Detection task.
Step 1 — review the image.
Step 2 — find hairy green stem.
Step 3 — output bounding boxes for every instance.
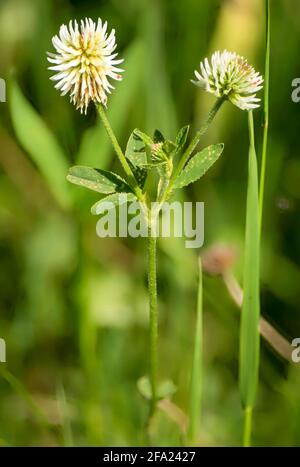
[147,219,158,415]
[259,0,270,233]
[175,97,225,176]
[97,104,143,200]
[187,257,203,443]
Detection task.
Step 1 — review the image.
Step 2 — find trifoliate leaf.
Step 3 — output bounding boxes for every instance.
[173,143,224,189]
[137,376,177,400]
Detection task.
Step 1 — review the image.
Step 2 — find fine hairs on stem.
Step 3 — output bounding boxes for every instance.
[162,97,225,203]
[147,220,158,416]
[98,102,159,422]
[97,104,144,202]
[145,98,224,431]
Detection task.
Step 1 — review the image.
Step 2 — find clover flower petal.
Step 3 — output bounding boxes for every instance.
[192,50,263,110]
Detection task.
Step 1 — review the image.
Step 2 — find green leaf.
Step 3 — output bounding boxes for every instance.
[126,159,148,189]
[133,129,154,147]
[173,143,224,189]
[176,125,190,151]
[134,129,169,165]
[137,376,177,400]
[157,379,177,399]
[188,257,203,441]
[91,192,137,215]
[137,377,152,400]
[162,140,176,155]
[67,166,132,194]
[144,161,166,168]
[9,80,71,209]
[125,131,148,188]
[239,112,260,410]
[153,129,165,143]
[125,130,147,167]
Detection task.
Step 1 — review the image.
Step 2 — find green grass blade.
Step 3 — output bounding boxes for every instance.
[9,80,71,209]
[57,383,74,447]
[239,111,260,444]
[259,0,270,233]
[187,257,203,443]
[243,406,253,447]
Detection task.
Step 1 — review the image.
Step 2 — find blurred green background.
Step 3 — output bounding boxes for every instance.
[0,0,300,446]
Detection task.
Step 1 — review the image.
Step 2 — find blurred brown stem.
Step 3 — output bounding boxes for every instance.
[223,271,291,361]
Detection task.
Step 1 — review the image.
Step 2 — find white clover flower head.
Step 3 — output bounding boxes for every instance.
[47,18,124,114]
[192,50,263,110]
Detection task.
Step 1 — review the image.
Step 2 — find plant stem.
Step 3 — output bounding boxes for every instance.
[147,218,158,415]
[243,406,253,447]
[162,97,225,202]
[177,97,225,174]
[57,383,74,447]
[259,0,270,234]
[97,104,143,200]
[187,257,203,443]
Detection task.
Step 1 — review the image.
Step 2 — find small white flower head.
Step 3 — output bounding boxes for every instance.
[192,50,263,110]
[47,18,124,114]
